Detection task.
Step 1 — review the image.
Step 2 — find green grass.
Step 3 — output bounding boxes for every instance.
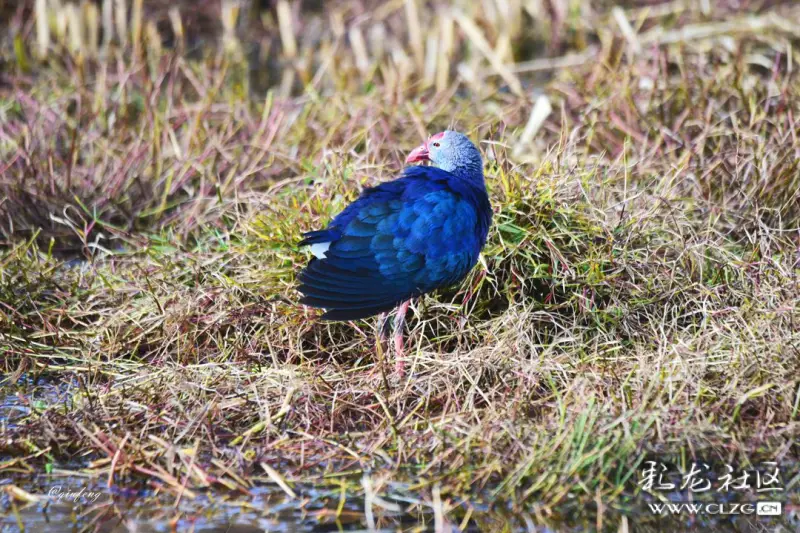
[1,0,799,530]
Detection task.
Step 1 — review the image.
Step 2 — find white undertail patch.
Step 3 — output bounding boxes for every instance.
[310,242,331,259]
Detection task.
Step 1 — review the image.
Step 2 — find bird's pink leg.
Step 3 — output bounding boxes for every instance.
[394,300,410,376]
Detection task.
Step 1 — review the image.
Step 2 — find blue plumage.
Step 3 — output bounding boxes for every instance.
[298,132,491,321]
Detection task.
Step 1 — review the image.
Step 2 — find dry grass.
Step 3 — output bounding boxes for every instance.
[1,0,799,530]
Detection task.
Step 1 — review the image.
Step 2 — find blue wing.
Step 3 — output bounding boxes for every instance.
[298,166,491,320]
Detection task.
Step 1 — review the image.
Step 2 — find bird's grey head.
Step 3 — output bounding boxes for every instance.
[406,130,483,180]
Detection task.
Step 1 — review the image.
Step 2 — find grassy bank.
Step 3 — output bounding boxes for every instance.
[1,0,799,530]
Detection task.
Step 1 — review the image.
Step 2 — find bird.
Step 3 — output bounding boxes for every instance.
[297,130,492,374]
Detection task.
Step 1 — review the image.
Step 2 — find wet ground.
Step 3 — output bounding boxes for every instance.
[2,468,798,532]
[2,376,798,532]
[1,475,437,532]
[0,377,487,532]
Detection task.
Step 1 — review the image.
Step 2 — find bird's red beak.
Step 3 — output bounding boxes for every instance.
[406,142,430,163]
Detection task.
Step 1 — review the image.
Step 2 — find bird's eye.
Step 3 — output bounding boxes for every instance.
[432,142,440,147]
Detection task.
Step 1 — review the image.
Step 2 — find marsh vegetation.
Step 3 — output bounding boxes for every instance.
[1,0,799,530]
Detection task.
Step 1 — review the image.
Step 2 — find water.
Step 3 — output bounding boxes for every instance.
[4,471,797,532]
[2,462,456,532]
[0,475,421,532]
[0,375,77,434]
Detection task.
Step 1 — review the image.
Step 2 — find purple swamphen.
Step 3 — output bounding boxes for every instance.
[298,131,492,373]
